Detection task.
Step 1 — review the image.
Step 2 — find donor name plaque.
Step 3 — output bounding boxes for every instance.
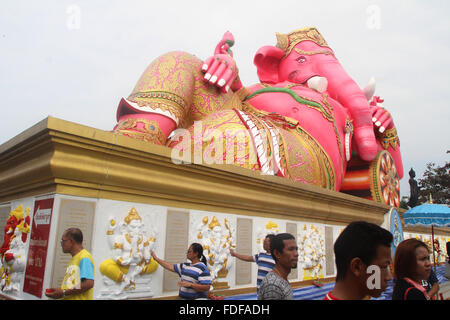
[235,218,252,285]
[163,210,189,292]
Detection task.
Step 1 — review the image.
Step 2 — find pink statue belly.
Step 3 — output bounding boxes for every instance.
[246,85,350,188]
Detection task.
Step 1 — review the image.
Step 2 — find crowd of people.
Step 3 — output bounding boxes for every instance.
[45,224,450,300]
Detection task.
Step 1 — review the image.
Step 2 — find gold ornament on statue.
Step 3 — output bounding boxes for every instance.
[276,27,332,57]
[209,216,220,229]
[124,207,142,224]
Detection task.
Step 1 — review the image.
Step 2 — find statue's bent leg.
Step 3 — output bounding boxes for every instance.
[139,257,158,275]
[115,51,234,144]
[99,259,129,283]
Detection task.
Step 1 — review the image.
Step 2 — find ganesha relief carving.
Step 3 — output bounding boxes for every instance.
[298,224,325,281]
[98,207,158,298]
[192,215,234,289]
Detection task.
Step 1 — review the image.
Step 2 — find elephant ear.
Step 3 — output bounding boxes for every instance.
[254,46,285,83]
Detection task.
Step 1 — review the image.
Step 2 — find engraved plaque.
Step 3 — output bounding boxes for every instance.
[286,222,298,280]
[163,210,189,292]
[325,226,335,276]
[235,218,253,285]
[51,199,96,289]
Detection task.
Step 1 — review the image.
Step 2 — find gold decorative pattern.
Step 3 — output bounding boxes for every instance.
[123,51,233,130]
[127,91,188,124]
[241,102,336,190]
[294,48,334,57]
[116,118,166,145]
[378,127,400,150]
[124,207,142,224]
[114,243,124,250]
[276,27,332,57]
[208,216,220,229]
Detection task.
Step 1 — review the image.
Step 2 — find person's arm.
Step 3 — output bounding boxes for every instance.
[230,249,255,262]
[45,258,94,299]
[64,279,94,297]
[178,281,210,292]
[151,250,175,272]
[45,279,94,299]
[428,282,439,297]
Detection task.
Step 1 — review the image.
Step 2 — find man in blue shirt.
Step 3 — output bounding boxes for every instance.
[230,234,275,289]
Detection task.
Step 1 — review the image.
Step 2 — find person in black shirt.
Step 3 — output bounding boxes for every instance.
[392,239,432,300]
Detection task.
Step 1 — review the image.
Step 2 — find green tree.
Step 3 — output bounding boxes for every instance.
[418,156,450,205]
[400,196,410,210]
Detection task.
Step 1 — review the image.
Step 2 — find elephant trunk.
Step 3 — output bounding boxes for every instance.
[317,57,377,161]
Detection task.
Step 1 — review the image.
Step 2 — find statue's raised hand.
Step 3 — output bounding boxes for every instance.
[202,31,242,93]
[370,96,395,133]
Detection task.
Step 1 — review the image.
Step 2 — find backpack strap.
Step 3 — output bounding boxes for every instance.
[404,287,414,300]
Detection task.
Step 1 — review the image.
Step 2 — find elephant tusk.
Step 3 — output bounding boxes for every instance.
[363,77,376,101]
[344,118,354,162]
[307,76,328,93]
[345,132,351,162]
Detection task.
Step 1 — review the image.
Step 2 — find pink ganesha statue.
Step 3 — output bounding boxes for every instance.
[113,27,403,207]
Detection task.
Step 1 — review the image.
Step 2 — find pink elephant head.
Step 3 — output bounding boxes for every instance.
[253,27,378,162]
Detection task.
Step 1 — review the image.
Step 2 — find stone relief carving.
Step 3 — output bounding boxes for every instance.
[0,205,31,293]
[192,215,234,289]
[98,207,158,299]
[298,224,325,281]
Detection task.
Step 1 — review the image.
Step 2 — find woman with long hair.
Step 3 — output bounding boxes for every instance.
[392,238,432,300]
[151,243,211,299]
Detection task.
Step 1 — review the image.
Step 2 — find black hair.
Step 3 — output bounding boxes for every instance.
[270,233,296,262]
[265,234,276,241]
[190,242,207,265]
[394,238,429,280]
[64,228,83,244]
[334,221,393,281]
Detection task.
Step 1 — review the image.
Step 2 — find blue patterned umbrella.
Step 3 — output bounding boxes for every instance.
[403,203,450,228]
[403,197,450,269]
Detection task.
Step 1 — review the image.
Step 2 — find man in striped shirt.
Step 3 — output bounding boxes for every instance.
[230,234,276,289]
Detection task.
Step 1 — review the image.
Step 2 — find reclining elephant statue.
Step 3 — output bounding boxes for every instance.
[113,27,403,206]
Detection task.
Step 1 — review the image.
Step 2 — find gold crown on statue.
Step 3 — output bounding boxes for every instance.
[124,207,142,224]
[276,27,331,56]
[208,216,221,230]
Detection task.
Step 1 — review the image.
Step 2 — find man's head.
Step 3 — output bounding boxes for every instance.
[61,228,84,255]
[270,233,298,269]
[334,221,393,297]
[263,234,275,253]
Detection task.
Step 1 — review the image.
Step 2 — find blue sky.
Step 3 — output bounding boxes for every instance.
[1,0,449,199]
